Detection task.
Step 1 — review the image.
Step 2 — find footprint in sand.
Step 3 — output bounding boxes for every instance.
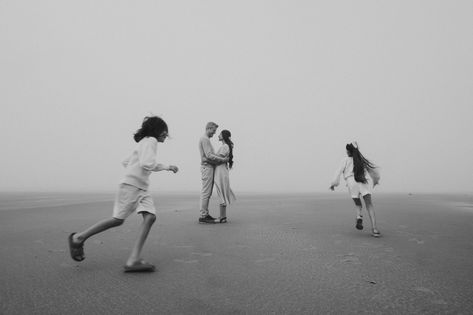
[339,253,361,264]
[397,230,415,237]
[361,242,383,249]
[341,257,361,264]
[48,249,65,253]
[409,238,424,244]
[255,257,276,264]
[414,287,434,294]
[173,259,199,264]
[325,261,336,269]
[301,245,317,251]
[235,244,250,248]
[191,252,213,257]
[414,288,448,305]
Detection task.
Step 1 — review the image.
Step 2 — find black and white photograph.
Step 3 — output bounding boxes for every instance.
[1,1,472,314]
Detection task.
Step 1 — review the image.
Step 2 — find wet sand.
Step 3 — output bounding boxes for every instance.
[1,192,472,314]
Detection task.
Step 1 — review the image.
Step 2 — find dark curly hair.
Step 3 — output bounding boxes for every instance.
[346,143,376,183]
[133,116,168,143]
[221,129,234,169]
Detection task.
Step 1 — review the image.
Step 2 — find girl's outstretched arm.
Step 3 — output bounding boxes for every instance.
[153,164,179,173]
[329,158,347,190]
[138,138,175,172]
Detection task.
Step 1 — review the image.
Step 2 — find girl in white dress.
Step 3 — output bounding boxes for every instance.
[329,142,381,237]
[214,130,236,223]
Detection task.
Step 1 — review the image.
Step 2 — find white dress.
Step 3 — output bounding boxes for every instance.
[331,157,380,198]
[214,144,236,206]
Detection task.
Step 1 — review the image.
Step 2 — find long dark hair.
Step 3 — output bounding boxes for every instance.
[221,129,234,169]
[346,143,376,183]
[133,116,168,143]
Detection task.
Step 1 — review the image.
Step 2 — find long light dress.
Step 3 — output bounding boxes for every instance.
[214,144,236,206]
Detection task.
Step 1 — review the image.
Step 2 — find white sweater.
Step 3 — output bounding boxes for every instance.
[331,156,380,187]
[120,137,169,190]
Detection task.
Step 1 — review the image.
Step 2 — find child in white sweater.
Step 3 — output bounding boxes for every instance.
[330,142,381,237]
[68,116,178,272]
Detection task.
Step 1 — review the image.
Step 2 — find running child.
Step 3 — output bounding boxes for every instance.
[68,116,178,272]
[329,142,381,237]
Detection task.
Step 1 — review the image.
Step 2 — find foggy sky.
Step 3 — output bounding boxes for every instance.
[1,1,472,193]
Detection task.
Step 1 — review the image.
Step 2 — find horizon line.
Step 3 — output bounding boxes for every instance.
[1,189,472,195]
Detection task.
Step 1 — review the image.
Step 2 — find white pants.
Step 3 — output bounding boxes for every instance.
[199,165,215,217]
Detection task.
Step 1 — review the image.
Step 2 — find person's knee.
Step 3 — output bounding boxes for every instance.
[201,194,212,202]
[112,218,125,226]
[143,213,157,224]
[201,188,213,197]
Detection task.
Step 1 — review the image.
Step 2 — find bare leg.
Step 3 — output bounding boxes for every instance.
[73,217,124,244]
[352,198,363,230]
[219,204,227,223]
[126,212,156,266]
[352,198,363,218]
[363,194,380,235]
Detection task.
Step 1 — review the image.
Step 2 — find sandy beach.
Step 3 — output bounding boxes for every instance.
[1,192,473,314]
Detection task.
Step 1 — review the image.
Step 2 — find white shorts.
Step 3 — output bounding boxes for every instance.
[112,184,156,220]
[346,176,372,199]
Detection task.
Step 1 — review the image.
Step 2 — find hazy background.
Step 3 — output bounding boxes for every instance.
[1,0,472,194]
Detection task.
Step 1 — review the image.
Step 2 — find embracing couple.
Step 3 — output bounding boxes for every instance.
[198,122,236,224]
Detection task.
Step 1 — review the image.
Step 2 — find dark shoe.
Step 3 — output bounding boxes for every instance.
[356,218,363,230]
[219,217,227,223]
[198,215,216,224]
[68,233,85,262]
[207,215,216,221]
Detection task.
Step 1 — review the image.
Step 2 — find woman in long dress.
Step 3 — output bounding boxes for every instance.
[214,129,236,223]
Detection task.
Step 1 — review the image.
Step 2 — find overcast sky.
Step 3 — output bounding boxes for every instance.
[1,1,472,193]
